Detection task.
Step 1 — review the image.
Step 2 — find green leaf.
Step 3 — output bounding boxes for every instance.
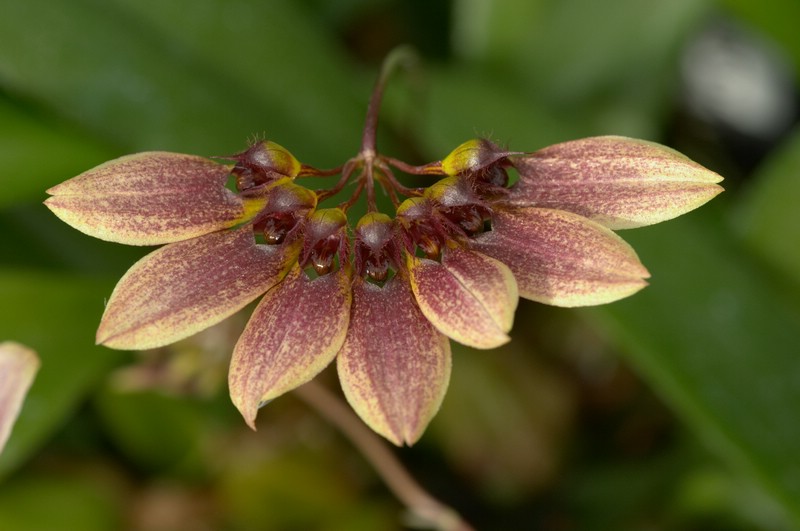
[219,446,395,530]
[421,67,577,158]
[455,0,712,101]
[430,342,574,500]
[735,126,800,291]
[0,205,148,275]
[587,208,800,525]
[0,98,114,208]
[93,388,206,474]
[449,0,713,140]
[0,271,122,478]
[0,0,361,158]
[0,471,122,531]
[107,0,364,164]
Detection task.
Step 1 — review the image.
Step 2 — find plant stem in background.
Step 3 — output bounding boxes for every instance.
[294,379,474,531]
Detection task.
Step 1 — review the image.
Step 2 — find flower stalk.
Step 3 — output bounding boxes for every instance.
[294,379,474,531]
[360,46,418,155]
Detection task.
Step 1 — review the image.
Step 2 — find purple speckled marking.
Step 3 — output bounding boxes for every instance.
[97,225,297,349]
[337,277,451,446]
[409,247,517,349]
[471,206,650,307]
[229,265,352,428]
[508,136,723,229]
[45,152,245,245]
[0,342,39,453]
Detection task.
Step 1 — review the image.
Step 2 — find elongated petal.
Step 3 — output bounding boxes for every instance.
[0,342,40,454]
[337,277,451,446]
[97,226,297,350]
[471,207,649,307]
[45,152,263,245]
[508,136,724,229]
[409,247,518,349]
[229,265,352,429]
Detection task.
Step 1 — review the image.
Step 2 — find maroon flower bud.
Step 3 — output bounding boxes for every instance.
[424,176,492,237]
[441,139,509,176]
[439,138,518,197]
[300,208,349,276]
[232,140,301,191]
[396,197,448,260]
[354,213,402,282]
[255,179,316,245]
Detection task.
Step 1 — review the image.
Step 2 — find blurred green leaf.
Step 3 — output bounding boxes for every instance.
[0,471,122,531]
[420,63,678,163]
[565,449,689,530]
[0,271,122,478]
[421,67,577,157]
[0,98,114,207]
[108,0,365,165]
[219,445,394,531]
[0,0,361,158]
[93,388,206,474]
[455,0,712,101]
[672,466,792,529]
[588,207,800,526]
[450,0,713,140]
[1,204,148,275]
[431,343,574,501]
[735,126,800,291]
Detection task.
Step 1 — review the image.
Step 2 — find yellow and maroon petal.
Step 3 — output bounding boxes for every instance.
[228,265,352,429]
[408,246,518,349]
[45,152,263,245]
[96,226,298,350]
[471,207,650,307]
[0,342,40,454]
[337,277,451,446]
[509,136,724,229]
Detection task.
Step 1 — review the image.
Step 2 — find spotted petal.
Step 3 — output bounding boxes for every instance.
[471,207,649,307]
[337,277,451,446]
[508,136,724,229]
[97,226,297,350]
[0,342,40,454]
[409,247,518,349]
[229,265,352,429]
[45,152,264,245]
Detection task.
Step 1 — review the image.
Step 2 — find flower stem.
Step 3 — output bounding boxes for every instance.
[294,379,474,531]
[316,159,357,202]
[360,45,419,155]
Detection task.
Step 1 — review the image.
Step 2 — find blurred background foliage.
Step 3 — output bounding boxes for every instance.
[1,0,799,529]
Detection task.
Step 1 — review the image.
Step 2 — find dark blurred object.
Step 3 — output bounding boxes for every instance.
[675,17,799,178]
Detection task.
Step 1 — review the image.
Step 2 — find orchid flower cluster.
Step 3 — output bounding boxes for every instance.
[45,59,723,446]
